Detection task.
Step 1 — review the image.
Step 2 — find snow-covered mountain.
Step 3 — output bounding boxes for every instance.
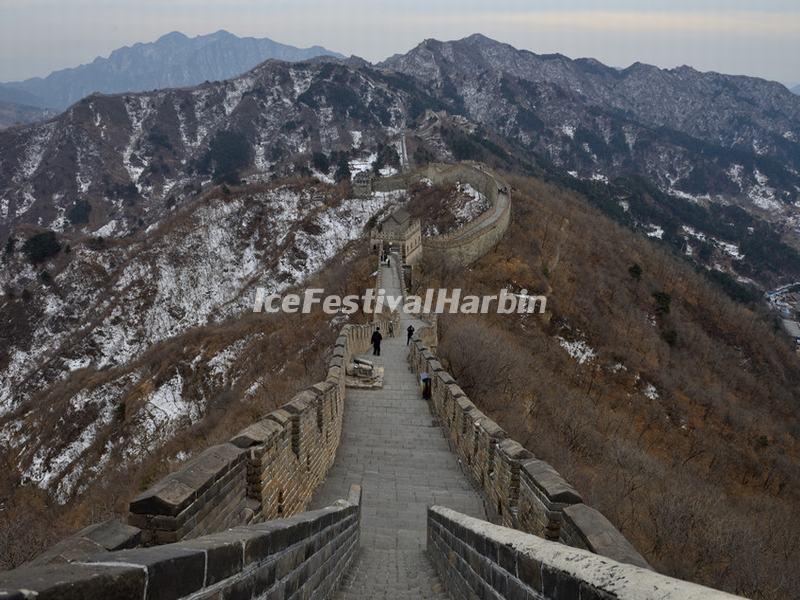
[379,35,800,288]
[0,30,343,110]
[382,34,800,216]
[0,58,421,241]
[0,178,395,504]
[2,34,800,564]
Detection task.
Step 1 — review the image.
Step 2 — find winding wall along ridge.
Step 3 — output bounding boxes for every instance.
[375,161,512,267]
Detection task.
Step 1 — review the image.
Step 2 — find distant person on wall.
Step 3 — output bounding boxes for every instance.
[407,325,415,345]
[371,327,383,356]
[388,321,395,337]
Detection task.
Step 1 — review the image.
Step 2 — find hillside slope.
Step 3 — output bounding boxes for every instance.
[417,174,800,599]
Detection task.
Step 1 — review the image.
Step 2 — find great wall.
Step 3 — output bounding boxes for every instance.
[0,163,743,599]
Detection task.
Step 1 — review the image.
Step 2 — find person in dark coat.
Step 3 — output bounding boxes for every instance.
[407,325,415,345]
[371,327,383,356]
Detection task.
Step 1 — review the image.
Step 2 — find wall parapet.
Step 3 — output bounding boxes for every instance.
[126,314,393,547]
[408,335,651,569]
[428,506,743,600]
[0,486,363,600]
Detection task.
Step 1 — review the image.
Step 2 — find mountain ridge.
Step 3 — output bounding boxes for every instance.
[0,30,344,110]
[1,33,799,291]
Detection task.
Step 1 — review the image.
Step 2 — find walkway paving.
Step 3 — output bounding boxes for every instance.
[311,259,486,599]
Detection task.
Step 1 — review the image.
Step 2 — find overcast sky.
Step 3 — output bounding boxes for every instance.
[1,0,798,85]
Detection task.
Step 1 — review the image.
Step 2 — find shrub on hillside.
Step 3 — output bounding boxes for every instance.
[199,130,252,184]
[22,231,61,264]
[67,199,91,225]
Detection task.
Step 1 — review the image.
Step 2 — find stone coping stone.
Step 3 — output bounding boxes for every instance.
[455,396,474,412]
[267,408,292,428]
[311,380,336,397]
[498,438,533,461]
[230,419,285,449]
[348,484,363,506]
[435,371,454,387]
[429,506,742,599]
[234,505,352,564]
[562,504,651,569]
[129,443,245,516]
[520,459,583,505]
[477,416,506,439]
[0,562,146,600]
[84,546,205,600]
[283,390,317,415]
[26,520,141,566]
[447,383,467,400]
[174,532,248,585]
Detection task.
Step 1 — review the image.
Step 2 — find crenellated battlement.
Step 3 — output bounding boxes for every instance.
[408,331,653,569]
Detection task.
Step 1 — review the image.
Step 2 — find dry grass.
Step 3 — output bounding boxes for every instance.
[424,174,800,598]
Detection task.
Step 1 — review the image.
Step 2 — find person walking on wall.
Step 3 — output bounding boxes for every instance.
[371,327,383,356]
[407,324,415,345]
[388,321,395,338]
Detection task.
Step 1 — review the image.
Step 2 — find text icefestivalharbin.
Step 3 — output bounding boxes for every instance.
[253,288,547,315]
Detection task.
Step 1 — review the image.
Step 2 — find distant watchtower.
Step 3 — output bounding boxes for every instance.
[370,207,422,265]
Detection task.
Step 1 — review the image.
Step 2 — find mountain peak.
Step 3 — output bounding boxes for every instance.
[207,29,235,40]
[156,31,188,44]
[1,31,343,109]
[462,33,494,44]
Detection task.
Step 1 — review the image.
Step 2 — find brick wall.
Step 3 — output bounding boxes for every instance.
[428,506,743,600]
[0,486,363,600]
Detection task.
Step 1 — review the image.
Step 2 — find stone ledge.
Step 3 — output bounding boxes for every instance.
[562,504,651,569]
[25,520,141,567]
[230,418,285,449]
[1,498,359,600]
[0,562,146,600]
[129,443,246,517]
[497,438,533,461]
[520,459,583,505]
[428,506,742,600]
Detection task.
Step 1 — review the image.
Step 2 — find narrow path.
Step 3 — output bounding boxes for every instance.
[311,260,486,599]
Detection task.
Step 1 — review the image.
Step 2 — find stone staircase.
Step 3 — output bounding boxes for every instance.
[310,261,486,599]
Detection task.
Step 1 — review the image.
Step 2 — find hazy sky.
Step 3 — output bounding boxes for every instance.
[1,0,798,85]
